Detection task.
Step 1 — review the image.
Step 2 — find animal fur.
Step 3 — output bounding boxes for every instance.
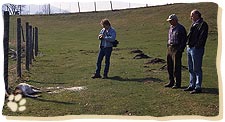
[14,83,42,98]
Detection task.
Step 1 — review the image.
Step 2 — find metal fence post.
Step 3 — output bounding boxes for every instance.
[34,27,38,56]
[29,25,33,64]
[4,11,10,92]
[26,22,30,71]
[94,2,97,12]
[110,1,113,11]
[78,2,80,13]
[32,27,35,59]
[17,18,22,77]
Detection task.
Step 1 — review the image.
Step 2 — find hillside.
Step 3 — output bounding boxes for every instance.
[3,2,219,118]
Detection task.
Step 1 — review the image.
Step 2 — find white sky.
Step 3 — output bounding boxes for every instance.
[0,0,225,122]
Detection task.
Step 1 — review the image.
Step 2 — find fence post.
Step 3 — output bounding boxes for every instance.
[26,22,30,71]
[19,5,22,15]
[32,27,35,59]
[34,27,38,56]
[29,25,33,64]
[17,18,22,78]
[78,2,80,13]
[110,1,113,11]
[94,2,97,12]
[48,4,51,15]
[4,11,10,92]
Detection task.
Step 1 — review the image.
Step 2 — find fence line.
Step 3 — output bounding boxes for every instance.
[2,1,150,15]
[4,14,39,93]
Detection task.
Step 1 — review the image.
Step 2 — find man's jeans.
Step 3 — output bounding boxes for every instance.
[95,47,112,76]
[187,47,204,89]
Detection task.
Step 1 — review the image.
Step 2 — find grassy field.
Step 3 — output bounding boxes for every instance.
[3,2,219,117]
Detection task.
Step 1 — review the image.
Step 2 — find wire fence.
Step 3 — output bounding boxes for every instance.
[2,1,152,15]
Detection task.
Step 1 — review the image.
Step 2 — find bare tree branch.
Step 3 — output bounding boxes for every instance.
[2,4,26,15]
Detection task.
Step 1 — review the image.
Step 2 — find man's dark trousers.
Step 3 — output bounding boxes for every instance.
[167,45,182,87]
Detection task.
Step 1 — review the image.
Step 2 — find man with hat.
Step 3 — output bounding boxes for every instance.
[165,14,187,89]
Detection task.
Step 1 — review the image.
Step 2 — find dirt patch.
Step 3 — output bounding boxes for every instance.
[159,64,188,71]
[130,49,151,59]
[145,69,162,73]
[159,64,167,71]
[145,58,166,64]
[79,50,98,55]
[133,53,150,59]
[144,64,188,73]
[130,49,143,54]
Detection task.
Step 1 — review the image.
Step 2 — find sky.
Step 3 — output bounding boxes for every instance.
[0,0,224,122]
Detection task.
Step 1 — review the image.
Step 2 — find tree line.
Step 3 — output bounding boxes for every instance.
[2,3,51,15]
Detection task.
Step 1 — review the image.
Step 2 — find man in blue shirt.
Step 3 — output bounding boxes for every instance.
[165,14,187,89]
[92,19,116,79]
[184,9,208,94]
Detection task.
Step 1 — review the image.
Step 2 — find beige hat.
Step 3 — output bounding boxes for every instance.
[166,14,178,21]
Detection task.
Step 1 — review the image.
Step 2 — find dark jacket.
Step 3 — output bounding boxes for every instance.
[187,18,208,48]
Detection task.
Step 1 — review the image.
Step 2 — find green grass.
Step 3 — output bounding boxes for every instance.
[3,2,219,117]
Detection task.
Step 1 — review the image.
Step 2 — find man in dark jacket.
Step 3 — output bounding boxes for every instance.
[184,9,208,94]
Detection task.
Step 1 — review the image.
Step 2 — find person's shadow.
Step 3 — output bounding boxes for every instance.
[202,88,219,95]
[33,97,76,105]
[109,76,219,95]
[108,76,164,83]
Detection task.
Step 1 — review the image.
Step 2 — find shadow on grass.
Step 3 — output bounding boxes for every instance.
[27,80,68,85]
[181,87,219,95]
[202,88,219,95]
[33,98,76,105]
[109,76,164,83]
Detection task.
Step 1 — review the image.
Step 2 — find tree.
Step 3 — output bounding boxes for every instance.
[2,4,26,15]
[42,4,51,15]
